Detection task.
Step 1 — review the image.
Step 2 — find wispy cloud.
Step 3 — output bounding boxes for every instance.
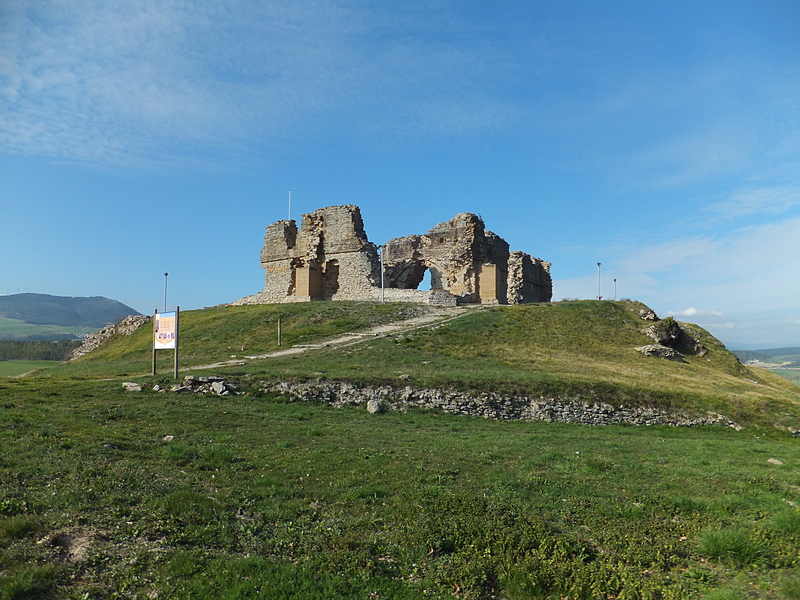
[705,185,800,220]
[0,0,528,167]
[4,0,800,194]
[619,216,800,308]
[554,215,800,344]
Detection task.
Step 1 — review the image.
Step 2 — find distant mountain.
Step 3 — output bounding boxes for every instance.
[0,294,141,340]
[754,347,800,358]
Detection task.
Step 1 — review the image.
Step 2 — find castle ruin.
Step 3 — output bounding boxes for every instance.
[234,205,551,306]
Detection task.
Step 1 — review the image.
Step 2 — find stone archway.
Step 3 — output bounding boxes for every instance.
[421,260,445,291]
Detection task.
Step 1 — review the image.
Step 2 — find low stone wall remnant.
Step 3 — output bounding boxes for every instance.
[260,379,742,429]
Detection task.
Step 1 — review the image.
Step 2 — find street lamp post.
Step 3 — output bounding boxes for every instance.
[164,272,169,312]
[596,262,602,300]
[379,245,385,304]
[613,278,617,301]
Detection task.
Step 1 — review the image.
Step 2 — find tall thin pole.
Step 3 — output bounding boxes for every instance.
[164,272,169,312]
[152,309,158,376]
[596,262,601,300]
[614,278,617,301]
[173,307,179,379]
[380,245,385,304]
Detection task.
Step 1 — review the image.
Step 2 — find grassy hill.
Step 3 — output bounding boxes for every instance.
[0,293,141,340]
[4,300,800,599]
[59,299,800,429]
[734,348,800,364]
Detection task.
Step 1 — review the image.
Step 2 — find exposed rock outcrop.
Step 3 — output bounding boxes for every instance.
[635,344,684,361]
[69,315,150,360]
[640,316,708,358]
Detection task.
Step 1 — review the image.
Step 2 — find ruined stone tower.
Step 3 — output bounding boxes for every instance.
[234,205,551,306]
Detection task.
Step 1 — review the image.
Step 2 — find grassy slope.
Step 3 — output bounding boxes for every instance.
[0,360,60,377]
[60,300,800,429]
[1,379,800,599]
[0,316,95,339]
[56,302,430,378]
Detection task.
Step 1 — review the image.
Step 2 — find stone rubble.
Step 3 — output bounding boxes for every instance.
[166,375,239,395]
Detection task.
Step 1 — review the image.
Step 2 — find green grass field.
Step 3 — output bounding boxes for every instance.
[0,315,95,340]
[772,369,800,386]
[3,300,800,599]
[0,360,60,377]
[1,379,800,599]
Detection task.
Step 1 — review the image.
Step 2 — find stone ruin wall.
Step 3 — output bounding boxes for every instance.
[234,204,552,306]
[242,206,382,304]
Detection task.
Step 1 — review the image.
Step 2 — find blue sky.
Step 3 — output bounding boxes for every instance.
[2,0,799,348]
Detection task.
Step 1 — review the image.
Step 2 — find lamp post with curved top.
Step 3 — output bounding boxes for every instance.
[379,245,385,304]
[596,262,601,300]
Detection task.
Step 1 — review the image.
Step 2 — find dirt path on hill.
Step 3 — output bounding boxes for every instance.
[187,305,477,372]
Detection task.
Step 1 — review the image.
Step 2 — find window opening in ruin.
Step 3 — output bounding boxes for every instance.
[288,262,297,296]
[324,260,339,296]
[417,266,443,291]
[419,268,433,291]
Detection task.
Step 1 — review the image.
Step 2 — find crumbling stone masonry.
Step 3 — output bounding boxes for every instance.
[234,205,551,306]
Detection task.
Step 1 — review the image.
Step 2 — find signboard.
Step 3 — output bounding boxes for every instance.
[154,311,177,349]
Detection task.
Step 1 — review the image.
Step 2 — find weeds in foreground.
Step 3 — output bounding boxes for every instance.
[697,527,767,567]
[781,577,800,600]
[0,564,61,600]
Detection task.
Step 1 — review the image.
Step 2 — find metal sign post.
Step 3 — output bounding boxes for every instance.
[152,310,157,376]
[153,307,179,378]
[173,307,179,379]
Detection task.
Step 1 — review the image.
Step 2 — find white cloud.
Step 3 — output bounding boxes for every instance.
[669,308,723,318]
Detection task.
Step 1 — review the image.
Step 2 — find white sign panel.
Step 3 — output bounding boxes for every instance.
[154,311,177,349]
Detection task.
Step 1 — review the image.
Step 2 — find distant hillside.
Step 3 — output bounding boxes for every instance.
[0,293,141,340]
[734,347,800,363]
